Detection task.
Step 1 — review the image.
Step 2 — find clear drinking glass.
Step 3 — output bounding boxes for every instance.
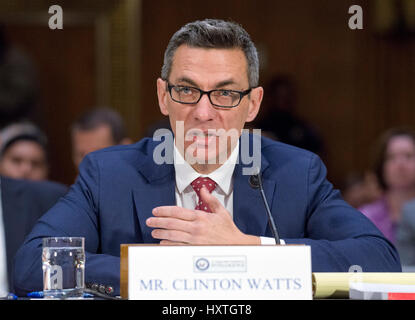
[42,237,85,299]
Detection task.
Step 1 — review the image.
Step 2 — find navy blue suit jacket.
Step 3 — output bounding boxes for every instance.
[1,176,68,291]
[13,135,401,296]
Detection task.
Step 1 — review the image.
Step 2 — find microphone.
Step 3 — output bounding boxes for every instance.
[249,170,281,245]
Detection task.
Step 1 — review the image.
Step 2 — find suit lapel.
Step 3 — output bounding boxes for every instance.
[132,147,176,242]
[131,135,277,241]
[233,135,277,237]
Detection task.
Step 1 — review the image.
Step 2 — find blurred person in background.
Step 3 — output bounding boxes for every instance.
[71,107,132,169]
[341,171,381,209]
[358,128,415,244]
[0,122,48,181]
[253,74,324,157]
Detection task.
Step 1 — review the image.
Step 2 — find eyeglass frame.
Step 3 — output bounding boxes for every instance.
[164,80,254,109]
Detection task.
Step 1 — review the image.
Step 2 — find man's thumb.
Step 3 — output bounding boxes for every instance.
[199,186,224,214]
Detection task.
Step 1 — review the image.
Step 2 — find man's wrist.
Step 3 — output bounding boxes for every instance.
[242,234,261,245]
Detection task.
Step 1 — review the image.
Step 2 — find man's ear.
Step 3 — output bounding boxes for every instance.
[157,78,169,116]
[246,86,263,122]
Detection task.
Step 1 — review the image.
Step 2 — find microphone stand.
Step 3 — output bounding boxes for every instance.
[249,172,281,245]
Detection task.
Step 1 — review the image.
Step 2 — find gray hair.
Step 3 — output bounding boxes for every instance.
[161,19,259,87]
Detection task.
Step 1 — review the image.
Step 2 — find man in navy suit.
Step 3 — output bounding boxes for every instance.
[0,176,67,295]
[13,19,401,297]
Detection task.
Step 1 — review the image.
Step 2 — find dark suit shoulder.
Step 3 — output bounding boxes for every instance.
[261,135,316,159]
[2,176,68,202]
[26,179,68,200]
[2,176,66,193]
[84,138,156,164]
[1,176,68,231]
[79,138,174,183]
[260,135,317,175]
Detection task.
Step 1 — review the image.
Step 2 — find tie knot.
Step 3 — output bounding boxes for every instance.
[191,177,217,196]
[190,177,217,213]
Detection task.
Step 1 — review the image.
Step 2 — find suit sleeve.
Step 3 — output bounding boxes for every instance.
[13,154,121,296]
[284,154,401,272]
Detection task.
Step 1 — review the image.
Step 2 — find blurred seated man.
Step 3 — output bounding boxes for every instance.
[253,74,325,157]
[0,175,67,297]
[0,122,48,181]
[341,171,381,208]
[71,107,132,169]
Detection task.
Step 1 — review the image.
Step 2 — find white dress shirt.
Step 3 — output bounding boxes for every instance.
[0,179,9,297]
[173,141,282,245]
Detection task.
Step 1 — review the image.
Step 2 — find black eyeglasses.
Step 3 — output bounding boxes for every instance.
[166,82,253,108]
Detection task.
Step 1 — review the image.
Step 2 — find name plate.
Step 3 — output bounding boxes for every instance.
[122,245,312,300]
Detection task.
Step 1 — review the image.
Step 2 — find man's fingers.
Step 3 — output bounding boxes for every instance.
[151,228,191,243]
[159,240,189,246]
[152,206,196,221]
[146,217,191,232]
[147,206,197,232]
[147,191,233,245]
[199,186,227,214]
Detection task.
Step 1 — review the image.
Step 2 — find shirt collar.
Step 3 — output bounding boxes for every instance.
[173,140,239,195]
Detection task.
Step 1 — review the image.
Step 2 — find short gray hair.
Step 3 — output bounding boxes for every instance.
[161,19,259,87]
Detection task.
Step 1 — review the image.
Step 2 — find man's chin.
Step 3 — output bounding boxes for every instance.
[191,135,217,147]
[184,148,219,165]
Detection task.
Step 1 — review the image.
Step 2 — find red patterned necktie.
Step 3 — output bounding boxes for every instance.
[190,177,217,212]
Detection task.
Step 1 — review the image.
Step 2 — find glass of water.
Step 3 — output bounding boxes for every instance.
[42,237,85,299]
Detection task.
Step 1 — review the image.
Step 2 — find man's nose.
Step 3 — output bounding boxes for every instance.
[19,162,33,178]
[193,94,215,122]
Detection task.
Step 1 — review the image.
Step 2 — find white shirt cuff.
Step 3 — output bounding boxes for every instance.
[260,237,285,245]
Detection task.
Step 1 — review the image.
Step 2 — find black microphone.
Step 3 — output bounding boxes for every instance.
[249,170,281,245]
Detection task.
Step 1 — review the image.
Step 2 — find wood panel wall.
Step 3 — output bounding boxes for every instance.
[0,0,414,189]
[0,0,135,185]
[3,24,95,184]
[140,0,415,187]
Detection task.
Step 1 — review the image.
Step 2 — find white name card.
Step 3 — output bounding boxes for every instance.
[127,245,312,300]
